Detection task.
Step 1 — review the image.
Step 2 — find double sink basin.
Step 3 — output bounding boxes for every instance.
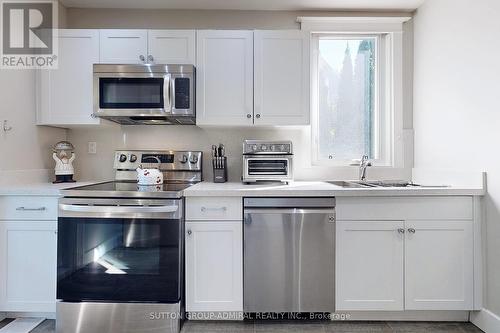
[328,180,418,188]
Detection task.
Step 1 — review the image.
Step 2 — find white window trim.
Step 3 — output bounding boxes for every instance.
[301,16,410,168]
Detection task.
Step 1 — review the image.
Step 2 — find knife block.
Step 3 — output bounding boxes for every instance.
[213,157,227,183]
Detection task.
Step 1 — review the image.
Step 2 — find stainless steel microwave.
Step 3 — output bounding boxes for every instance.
[93,64,195,125]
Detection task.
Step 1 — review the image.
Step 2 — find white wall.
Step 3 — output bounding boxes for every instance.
[0,1,67,178]
[413,0,500,321]
[0,70,66,174]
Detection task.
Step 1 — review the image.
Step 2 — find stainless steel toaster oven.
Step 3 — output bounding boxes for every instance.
[242,140,293,184]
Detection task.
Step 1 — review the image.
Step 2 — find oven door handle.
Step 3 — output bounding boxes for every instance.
[59,204,178,214]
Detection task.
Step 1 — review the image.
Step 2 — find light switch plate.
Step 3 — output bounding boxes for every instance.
[88,142,97,154]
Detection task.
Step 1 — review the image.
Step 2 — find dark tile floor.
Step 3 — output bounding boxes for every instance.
[0,319,484,333]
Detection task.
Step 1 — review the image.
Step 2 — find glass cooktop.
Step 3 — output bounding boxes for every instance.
[62,181,194,198]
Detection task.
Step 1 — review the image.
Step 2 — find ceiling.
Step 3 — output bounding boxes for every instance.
[59,0,425,11]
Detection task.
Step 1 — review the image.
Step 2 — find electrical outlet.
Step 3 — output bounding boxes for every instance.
[88,142,97,154]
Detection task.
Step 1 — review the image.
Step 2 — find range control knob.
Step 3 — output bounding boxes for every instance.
[189,155,199,164]
[270,145,276,151]
[252,145,258,151]
[261,145,267,151]
[129,154,137,162]
[119,154,127,162]
[178,154,188,164]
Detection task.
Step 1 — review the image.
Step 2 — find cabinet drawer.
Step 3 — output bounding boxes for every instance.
[336,196,473,221]
[0,196,58,221]
[186,197,242,220]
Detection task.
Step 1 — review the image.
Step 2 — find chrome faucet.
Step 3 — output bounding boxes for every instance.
[359,155,372,181]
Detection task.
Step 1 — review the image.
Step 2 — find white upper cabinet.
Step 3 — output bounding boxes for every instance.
[254,30,310,126]
[336,221,404,311]
[405,220,474,310]
[99,29,148,64]
[148,30,195,64]
[37,29,100,126]
[196,30,254,126]
[100,29,196,65]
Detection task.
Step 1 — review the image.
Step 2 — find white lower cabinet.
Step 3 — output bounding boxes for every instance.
[0,221,57,312]
[185,220,243,312]
[405,220,473,310]
[336,219,474,311]
[336,221,404,311]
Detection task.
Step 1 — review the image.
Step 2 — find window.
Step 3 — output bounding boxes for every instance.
[311,33,394,166]
[301,16,409,169]
[317,36,377,161]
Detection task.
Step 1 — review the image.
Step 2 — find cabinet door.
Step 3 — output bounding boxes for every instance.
[185,220,243,312]
[100,29,148,64]
[196,30,254,126]
[37,29,100,126]
[0,221,57,312]
[405,220,474,310]
[254,30,310,126]
[148,30,195,64]
[336,221,404,311]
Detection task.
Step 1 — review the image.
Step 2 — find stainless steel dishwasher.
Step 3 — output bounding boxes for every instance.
[243,197,335,313]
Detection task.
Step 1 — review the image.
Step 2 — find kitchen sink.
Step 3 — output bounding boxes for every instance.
[327,181,378,188]
[328,180,415,188]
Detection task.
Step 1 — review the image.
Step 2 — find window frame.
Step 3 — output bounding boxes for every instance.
[299,16,410,171]
[311,32,394,167]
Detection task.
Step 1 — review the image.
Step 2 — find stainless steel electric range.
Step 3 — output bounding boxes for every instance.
[56,150,202,333]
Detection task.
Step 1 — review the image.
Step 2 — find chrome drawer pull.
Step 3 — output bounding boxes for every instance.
[16,206,46,211]
[200,206,227,212]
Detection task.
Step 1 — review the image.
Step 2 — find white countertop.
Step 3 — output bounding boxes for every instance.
[0,181,97,196]
[183,181,485,197]
[0,180,485,197]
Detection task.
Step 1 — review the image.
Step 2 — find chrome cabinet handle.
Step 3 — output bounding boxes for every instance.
[246,114,252,119]
[147,55,154,62]
[200,206,227,212]
[397,228,405,234]
[16,206,46,211]
[139,55,146,62]
[187,230,192,236]
[408,228,416,234]
[255,114,261,119]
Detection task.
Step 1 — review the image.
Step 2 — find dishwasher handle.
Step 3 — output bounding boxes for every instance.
[244,208,335,215]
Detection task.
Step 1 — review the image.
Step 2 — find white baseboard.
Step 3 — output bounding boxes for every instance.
[471,309,500,333]
[336,311,469,322]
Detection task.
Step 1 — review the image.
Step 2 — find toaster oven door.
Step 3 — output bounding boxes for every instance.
[243,156,293,182]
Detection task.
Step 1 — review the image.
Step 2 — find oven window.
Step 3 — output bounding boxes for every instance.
[99,78,164,109]
[247,159,288,175]
[57,217,180,303]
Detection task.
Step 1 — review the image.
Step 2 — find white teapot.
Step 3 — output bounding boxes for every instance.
[136,166,163,185]
[136,156,164,185]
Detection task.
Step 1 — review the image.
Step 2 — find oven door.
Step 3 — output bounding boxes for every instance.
[94,72,172,117]
[243,156,293,182]
[57,198,182,303]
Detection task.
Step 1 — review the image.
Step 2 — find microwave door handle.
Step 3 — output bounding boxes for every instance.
[170,76,175,112]
[164,75,172,113]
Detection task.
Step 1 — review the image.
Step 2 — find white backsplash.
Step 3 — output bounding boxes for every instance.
[68,122,412,182]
